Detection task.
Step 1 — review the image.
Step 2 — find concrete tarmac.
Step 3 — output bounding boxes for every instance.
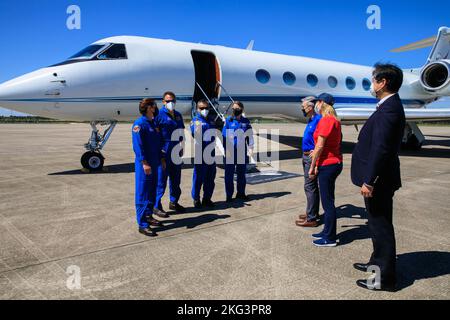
[0,123,449,299]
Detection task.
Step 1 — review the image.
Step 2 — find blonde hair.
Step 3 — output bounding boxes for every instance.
[319,102,339,119]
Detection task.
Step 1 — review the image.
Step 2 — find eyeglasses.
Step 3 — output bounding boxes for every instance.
[164,99,176,103]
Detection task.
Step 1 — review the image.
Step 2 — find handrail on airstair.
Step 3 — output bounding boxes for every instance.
[195,82,226,122]
[216,82,237,116]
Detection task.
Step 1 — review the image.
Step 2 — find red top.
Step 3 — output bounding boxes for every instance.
[313,116,343,167]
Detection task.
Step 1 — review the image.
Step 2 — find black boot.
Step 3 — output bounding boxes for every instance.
[193,200,202,209]
[145,216,163,227]
[153,207,169,218]
[169,202,186,213]
[353,263,371,273]
[139,227,157,237]
[202,199,215,208]
[236,193,250,201]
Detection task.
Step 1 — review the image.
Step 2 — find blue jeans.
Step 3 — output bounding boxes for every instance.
[318,163,343,241]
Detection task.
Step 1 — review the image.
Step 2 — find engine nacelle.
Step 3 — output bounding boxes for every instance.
[420,59,450,93]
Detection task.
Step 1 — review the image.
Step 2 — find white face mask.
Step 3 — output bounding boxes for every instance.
[166,102,175,111]
[200,109,209,118]
[370,83,378,98]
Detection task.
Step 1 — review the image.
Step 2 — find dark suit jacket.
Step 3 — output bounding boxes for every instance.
[351,93,406,191]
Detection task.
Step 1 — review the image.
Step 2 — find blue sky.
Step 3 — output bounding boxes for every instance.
[0,0,449,115]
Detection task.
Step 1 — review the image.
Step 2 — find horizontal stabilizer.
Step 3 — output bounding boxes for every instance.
[391,36,436,53]
[390,27,450,64]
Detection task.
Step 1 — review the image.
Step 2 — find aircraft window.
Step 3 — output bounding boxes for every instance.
[256,69,271,84]
[362,78,371,91]
[69,44,106,59]
[328,76,338,88]
[97,44,128,60]
[283,72,296,85]
[307,74,318,87]
[346,77,356,90]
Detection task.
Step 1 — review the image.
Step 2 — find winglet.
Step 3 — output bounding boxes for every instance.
[246,40,255,51]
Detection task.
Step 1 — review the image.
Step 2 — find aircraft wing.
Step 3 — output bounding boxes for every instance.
[336,107,450,124]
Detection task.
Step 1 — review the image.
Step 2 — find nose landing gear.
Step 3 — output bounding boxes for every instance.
[81,120,117,171]
[81,151,105,171]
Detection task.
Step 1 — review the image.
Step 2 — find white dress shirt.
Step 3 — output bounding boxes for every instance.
[376,93,396,110]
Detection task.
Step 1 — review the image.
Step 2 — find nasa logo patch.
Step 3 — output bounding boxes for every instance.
[133,125,141,133]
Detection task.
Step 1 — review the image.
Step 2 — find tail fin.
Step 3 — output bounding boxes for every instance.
[390,26,449,63]
[393,27,450,94]
[426,27,450,63]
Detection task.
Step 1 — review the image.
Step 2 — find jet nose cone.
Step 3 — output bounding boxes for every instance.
[0,82,18,106]
[0,69,52,113]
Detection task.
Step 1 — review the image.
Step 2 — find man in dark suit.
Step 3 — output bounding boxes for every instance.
[351,63,406,292]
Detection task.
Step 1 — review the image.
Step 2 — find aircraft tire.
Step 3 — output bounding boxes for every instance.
[81,151,105,171]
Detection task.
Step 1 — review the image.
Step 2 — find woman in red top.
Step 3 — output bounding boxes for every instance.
[309,96,343,247]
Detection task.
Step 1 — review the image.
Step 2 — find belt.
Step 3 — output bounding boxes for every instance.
[303,151,312,155]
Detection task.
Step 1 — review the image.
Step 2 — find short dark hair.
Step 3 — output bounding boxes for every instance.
[230,101,244,109]
[163,91,176,101]
[197,99,208,108]
[372,63,404,93]
[139,98,157,115]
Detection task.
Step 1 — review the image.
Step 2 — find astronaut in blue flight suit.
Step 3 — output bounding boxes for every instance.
[132,98,166,237]
[154,92,186,214]
[190,99,217,209]
[222,101,254,202]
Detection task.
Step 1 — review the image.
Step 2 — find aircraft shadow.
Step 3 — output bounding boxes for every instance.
[423,136,450,148]
[48,162,196,175]
[155,213,231,232]
[47,133,450,175]
[396,251,450,290]
[153,191,292,232]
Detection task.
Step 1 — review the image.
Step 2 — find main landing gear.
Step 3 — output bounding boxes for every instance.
[81,121,117,171]
[402,122,425,150]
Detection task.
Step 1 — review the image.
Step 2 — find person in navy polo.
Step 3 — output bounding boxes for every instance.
[295,96,322,228]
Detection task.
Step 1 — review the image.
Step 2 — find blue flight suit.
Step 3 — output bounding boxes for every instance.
[132,116,163,229]
[190,113,217,202]
[222,116,254,198]
[154,106,185,208]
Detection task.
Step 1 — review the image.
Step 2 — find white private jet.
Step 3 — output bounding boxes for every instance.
[0,27,449,171]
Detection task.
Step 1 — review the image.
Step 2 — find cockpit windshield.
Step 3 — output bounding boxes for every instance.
[97,44,128,60]
[52,43,128,66]
[69,44,107,59]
